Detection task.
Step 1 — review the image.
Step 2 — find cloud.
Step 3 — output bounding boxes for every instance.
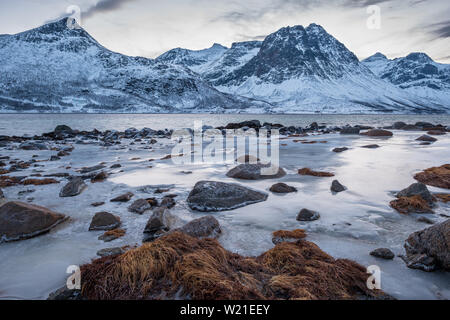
[83,0,137,19]
[426,20,450,39]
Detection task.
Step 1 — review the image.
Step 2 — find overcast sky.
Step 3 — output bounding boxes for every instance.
[0,0,449,62]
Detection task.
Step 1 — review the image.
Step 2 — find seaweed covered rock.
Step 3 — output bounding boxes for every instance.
[414,164,450,189]
[272,229,306,244]
[187,181,268,212]
[226,164,286,180]
[79,231,390,300]
[0,201,67,243]
[361,129,393,137]
[298,168,334,177]
[403,220,450,271]
[396,183,434,206]
[390,196,433,214]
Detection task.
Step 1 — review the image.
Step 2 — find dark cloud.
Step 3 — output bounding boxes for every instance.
[427,20,450,39]
[83,0,137,19]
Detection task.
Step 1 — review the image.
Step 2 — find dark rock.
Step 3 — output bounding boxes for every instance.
[403,219,449,271]
[19,141,48,150]
[91,202,105,207]
[97,247,125,257]
[415,122,434,129]
[397,183,434,206]
[177,216,221,239]
[402,125,420,131]
[160,196,176,209]
[297,209,320,221]
[331,180,346,193]
[47,286,81,300]
[224,120,261,130]
[340,127,360,134]
[59,177,87,197]
[110,192,134,202]
[333,147,348,153]
[417,217,435,225]
[91,171,108,183]
[89,212,121,231]
[226,163,286,180]
[269,183,297,193]
[54,125,74,135]
[0,201,67,242]
[361,144,380,149]
[50,155,61,161]
[128,199,152,214]
[370,248,395,260]
[143,207,175,242]
[110,164,122,169]
[393,122,407,129]
[361,129,393,137]
[79,165,106,174]
[187,181,268,212]
[427,130,446,136]
[416,135,437,142]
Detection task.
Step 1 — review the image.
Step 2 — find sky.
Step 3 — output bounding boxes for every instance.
[0,0,449,63]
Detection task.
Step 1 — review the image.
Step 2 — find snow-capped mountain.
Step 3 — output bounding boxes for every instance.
[362,52,450,107]
[0,19,448,113]
[0,18,269,113]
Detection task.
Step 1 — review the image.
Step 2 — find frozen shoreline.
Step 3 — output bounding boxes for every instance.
[0,123,449,300]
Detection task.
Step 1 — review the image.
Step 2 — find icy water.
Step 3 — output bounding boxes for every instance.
[1,113,450,136]
[0,114,449,300]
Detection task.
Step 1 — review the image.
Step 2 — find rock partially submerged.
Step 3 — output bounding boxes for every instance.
[176,216,221,239]
[396,183,434,206]
[370,248,395,260]
[143,207,175,242]
[298,168,334,177]
[99,229,126,242]
[111,192,134,202]
[128,199,152,214]
[361,129,393,137]
[403,220,449,272]
[333,147,348,153]
[272,229,307,245]
[297,209,320,221]
[97,247,126,258]
[390,196,433,215]
[89,212,121,231]
[187,181,268,212]
[416,135,437,143]
[0,201,67,243]
[331,180,346,193]
[414,164,450,189]
[361,144,380,149]
[269,183,297,194]
[226,164,286,180]
[59,177,87,197]
[80,231,389,300]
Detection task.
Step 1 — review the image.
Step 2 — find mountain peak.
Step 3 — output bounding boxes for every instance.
[405,52,433,63]
[363,52,388,62]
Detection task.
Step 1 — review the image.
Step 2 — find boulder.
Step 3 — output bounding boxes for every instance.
[111,192,134,202]
[89,212,121,231]
[160,196,176,209]
[340,127,360,134]
[361,129,393,137]
[0,201,67,242]
[403,220,450,271]
[177,216,221,239]
[402,125,420,131]
[143,207,175,242]
[187,181,268,212]
[333,147,348,153]
[269,183,297,193]
[331,180,346,193]
[414,164,450,189]
[416,135,437,142]
[390,196,433,214]
[370,248,395,260]
[427,130,446,136]
[226,163,286,180]
[54,125,74,135]
[19,141,49,150]
[97,247,126,257]
[396,183,434,206]
[59,177,87,197]
[361,144,380,149]
[91,171,108,183]
[297,209,320,221]
[128,199,152,214]
[393,122,407,129]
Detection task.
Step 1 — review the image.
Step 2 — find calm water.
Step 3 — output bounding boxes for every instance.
[0,114,449,136]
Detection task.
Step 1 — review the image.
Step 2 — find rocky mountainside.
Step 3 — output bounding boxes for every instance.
[0,18,269,113]
[0,19,448,113]
[362,52,450,107]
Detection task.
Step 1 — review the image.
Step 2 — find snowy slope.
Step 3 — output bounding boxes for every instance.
[362,52,450,107]
[208,24,447,113]
[0,19,270,113]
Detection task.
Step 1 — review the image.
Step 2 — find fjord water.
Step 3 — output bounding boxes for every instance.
[0,114,449,300]
[1,113,450,136]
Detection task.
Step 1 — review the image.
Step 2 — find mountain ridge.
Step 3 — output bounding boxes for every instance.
[0,18,448,114]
